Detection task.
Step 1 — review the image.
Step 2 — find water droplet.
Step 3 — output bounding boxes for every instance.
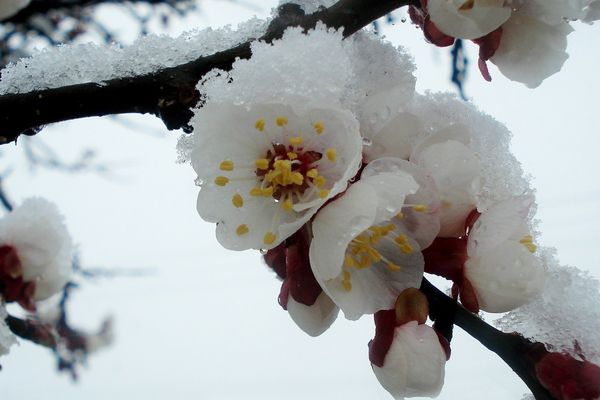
[194,177,203,187]
[401,17,406,23]
[259,249,268,255]
[362,137,372,146]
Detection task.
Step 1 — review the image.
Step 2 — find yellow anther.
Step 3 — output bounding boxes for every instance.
[400,243,414,255]
[219,160,234,171]
[342,270,352,291]
[306,169,319,179]
[250,187,272,197]
[291,172,304,185]
[276,116,288,127]
[264,232,277,245]
[344,255,355,269]
[314,175,326,188]
[214,176,229,186]
[236,224,249,236]
[255,159,270,170]
[314,121,324,135]
[287,152,298,160]
[413,204,428,212]
[255,118,266,132]
[282,198,294,212]
[262,186,274,197]
[387,262,401,272]
[325,148,337,162]
[319,189,330,199]
[395,234,409,245]
[519,235,537,253]
[232,194,244,208]
[395,212,404,219]
[289,136,304,146]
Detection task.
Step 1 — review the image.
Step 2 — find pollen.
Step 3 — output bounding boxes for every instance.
[219,160,234,171]
[399,243,414,255]
[319,189,330,199]
[214,176,229,186]
[413,204,428,212]
[250,187,274,197]
[314,121,324,135]
[387,262,401,272]
[519,235,537,253]
[291,172,304,185]
[255,158,270,170]
[255,118,266,132]
[282,198,294,212]
[232,194,244,208]
[306,169,319,179]
[289,136,303,146]
[325,148,337,162]
[287,151,298,160]
[264,232,277,245]
[276,116,288,127]
[236,224,249,236]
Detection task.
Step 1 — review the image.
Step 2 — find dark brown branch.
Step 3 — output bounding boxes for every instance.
[420,278,555,400]
[0,0,419,144]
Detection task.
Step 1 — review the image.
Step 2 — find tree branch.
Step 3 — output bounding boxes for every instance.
[420,278,555,400]
[0,0,419,145]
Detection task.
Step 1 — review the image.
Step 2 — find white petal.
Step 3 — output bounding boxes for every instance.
[363,157,441,249]
[412,140,480,237]
[372,321,446,399]
[468,195,534,257]
[490,14,573,88]
[364,112,423,162]
[428,0,512,39]
[287,292,339,337]
[465,241,546,313]
[0,0,30,20]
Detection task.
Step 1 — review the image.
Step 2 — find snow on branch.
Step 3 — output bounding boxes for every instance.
[0,0,419,145]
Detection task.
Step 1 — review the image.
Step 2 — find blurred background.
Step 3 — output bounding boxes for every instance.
[0,1,598,399]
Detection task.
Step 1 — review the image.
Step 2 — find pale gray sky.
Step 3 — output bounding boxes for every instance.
[0,1,598,399]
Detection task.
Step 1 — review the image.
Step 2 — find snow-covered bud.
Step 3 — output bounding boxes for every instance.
[370,311,446,400]
[0,0,30,20]
[310,167,425,320]
[427,0,512,40]
[0,303,17,356]
[464,195,545,312]
[0,198,73,310]
[191,102,362,251]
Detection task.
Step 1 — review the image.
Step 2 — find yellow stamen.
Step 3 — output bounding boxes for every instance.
[289,136,303,146]
[236,224,249,236]
[519,235,537,253]
[400,243,414,255]
[395,212,404,219]
[314,121,324,135]
[344,255,355,268]
[319,189,329,199]
[325,148,337,162]
[249,187,274,197]
[287,152,298,160]
[214,176,229,186]
[276,116,288,127]
[387,262,401,272]
[413,204,428,212]
[219,160,234,171]
[395,234,409,245]
[291,172,304,185]
[264,232,277,245]
[232,194,244,208]
[282,198,294,212]
[314,175,326,188]
[306,169,319,179]
[255,159,270,170]
[342,270,352,291]
[255,119,265,132]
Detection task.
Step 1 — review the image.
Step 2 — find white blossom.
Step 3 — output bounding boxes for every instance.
[427,0,512,40]
[410,127,481,237]
[372,321,446,399]
[287,292,339,337]
[0,303,17,356]
[0,198,72,302]
[464,195,546,312]
[490,13,573,88]
[310,167,425,320]
[191,102,362,250]
[0,0,30,20]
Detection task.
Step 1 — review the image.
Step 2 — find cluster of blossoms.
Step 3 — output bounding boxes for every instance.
[176,21,567,398]
[0,198,73,356]
[409,0,599,87]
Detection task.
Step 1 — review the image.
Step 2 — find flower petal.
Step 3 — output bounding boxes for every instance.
[287,292,339,337]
